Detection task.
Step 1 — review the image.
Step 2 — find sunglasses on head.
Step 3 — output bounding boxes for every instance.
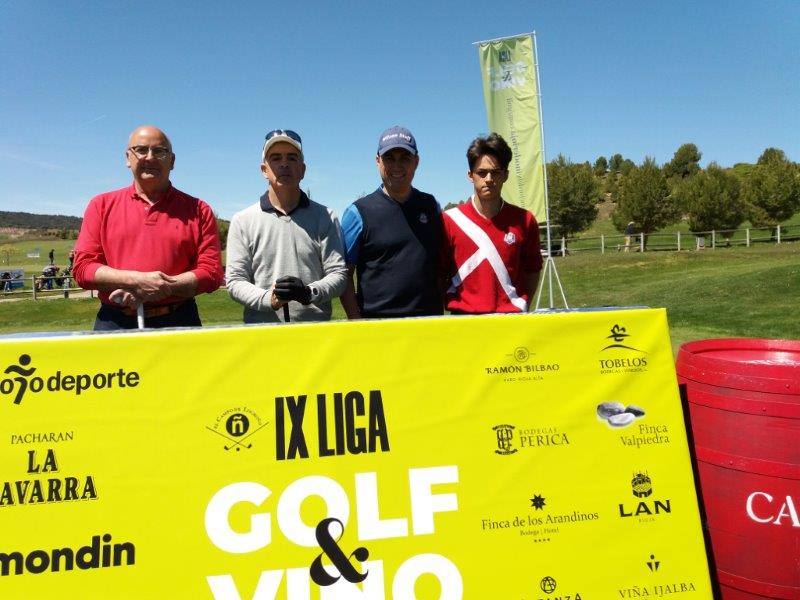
[264,129,302,144]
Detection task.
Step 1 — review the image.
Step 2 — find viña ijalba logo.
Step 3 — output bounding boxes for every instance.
[1,354,140,406]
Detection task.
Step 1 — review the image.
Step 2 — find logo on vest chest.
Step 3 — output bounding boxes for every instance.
[419,213,428,224]
[504,232,516,245]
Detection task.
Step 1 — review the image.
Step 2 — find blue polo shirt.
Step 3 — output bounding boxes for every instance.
[341,187,443,317]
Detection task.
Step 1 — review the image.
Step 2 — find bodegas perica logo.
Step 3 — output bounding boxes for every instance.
[492,423,570,456]
[1,353,141,406]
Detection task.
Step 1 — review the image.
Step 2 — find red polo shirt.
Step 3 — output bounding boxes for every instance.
[73,184,224,305]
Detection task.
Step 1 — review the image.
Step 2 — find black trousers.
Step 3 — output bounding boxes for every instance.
[93,299,202,331]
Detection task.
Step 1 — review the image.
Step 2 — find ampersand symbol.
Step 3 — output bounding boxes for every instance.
[309,517,370,586]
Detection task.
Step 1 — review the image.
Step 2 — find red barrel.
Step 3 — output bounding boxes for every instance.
[677,338,800,599]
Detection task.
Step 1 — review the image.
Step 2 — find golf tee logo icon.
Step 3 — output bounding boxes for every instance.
[206,408,268,451]
[309,518,369,586]
[2,354,35,404]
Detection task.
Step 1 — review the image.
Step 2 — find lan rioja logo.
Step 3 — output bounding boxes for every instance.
[619,471,672,518]
[631,472,653,498]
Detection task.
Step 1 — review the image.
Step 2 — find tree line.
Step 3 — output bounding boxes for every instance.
[0,211,83,231]
[546,145,800,242]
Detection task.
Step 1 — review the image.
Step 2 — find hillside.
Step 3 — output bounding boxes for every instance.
[0,211,82,230]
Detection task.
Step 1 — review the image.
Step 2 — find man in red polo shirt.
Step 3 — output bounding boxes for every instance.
[74,125,224,330]
[441,133,542,314]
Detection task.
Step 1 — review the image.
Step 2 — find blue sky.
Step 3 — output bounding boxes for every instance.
[1,1,797,220]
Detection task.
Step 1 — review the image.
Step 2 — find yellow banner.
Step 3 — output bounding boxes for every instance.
[0,309,713,598]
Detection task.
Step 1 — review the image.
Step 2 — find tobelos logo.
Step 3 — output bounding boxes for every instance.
[309,518,369,586]
[602,324,643,352]
[1,354,140,406]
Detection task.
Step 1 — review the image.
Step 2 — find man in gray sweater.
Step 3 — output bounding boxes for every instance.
[226,130,347,323]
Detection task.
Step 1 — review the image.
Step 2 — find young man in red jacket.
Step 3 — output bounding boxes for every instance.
[441,133,543,314]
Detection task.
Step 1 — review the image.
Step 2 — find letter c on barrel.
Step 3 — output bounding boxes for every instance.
[746,491,773,524]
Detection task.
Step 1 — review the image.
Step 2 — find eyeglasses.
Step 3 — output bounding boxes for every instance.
[473,168,505,178]
[264,129,302,144]
[128,145,172,160]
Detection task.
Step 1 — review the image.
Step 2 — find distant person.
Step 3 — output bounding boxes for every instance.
[1,271,11,293]
[440,133,542,314]
[624,221,635,252]
[48,248,54,265]
[41,265,58,290]
[67,250,75,270]
[340,126,443,319]
[225,129,347,323]
[73,125,224,330]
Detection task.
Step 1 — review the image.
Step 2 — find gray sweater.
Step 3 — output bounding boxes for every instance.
[226,192,347,323]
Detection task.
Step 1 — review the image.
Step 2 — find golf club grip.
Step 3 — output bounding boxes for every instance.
[283,303,290,323]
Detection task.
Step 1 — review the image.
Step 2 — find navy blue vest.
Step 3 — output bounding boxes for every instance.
[354,188,443,317]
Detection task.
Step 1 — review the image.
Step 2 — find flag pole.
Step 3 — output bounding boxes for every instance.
[530,30,568,310]
[473,31,569,310]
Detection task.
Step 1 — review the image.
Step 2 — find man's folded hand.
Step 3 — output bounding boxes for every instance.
[273,276,312,305]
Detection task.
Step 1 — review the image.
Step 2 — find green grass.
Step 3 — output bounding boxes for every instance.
[556,243,799,349]
[2,243,797,355]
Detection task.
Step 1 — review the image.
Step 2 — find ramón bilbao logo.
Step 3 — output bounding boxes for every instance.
[1,354,141,406]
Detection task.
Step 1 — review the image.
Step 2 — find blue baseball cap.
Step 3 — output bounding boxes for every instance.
[377,126,417,156]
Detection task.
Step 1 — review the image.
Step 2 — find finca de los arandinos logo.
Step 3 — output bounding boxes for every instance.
[1,354,140,406]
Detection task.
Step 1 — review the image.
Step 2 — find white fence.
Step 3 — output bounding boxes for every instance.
[1,275,87,300]
[546,224,799,255]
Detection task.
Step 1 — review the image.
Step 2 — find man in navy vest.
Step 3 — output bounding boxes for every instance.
[340,126,444,319]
